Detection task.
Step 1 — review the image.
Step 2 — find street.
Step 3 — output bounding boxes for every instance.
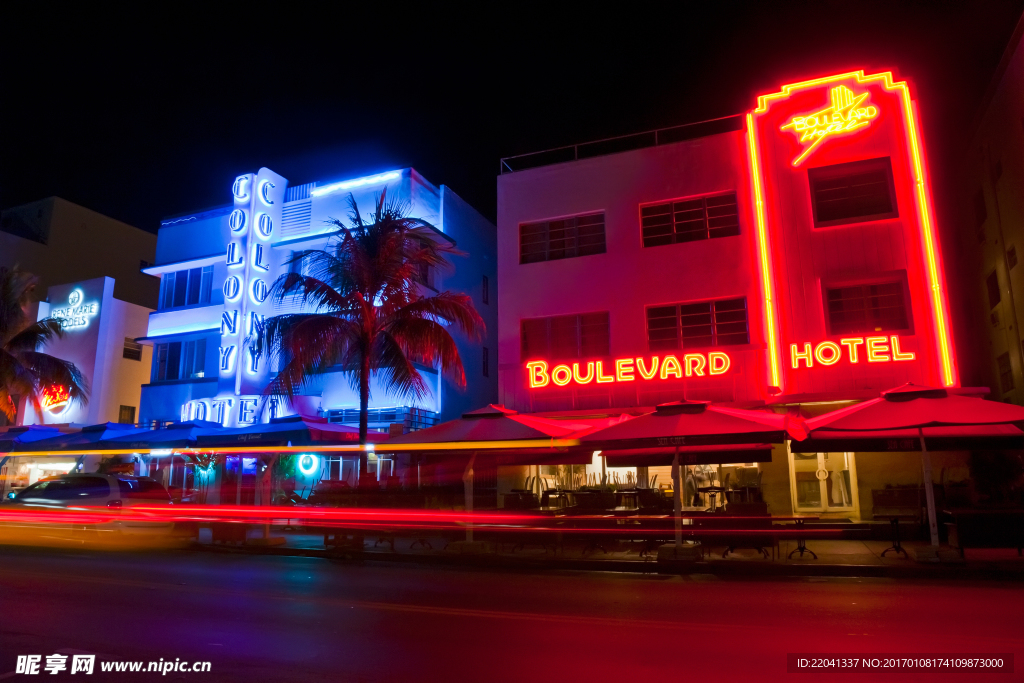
[0,547,1020,682]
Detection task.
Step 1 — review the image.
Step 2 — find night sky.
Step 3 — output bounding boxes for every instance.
[3,2,1022,231]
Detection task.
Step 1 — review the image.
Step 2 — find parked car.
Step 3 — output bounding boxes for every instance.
[0,473,179,547]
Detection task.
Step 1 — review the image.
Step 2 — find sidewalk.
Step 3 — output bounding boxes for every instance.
[193,526,1024,580]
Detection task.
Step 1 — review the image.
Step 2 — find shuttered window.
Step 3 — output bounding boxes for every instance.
[640,192,740,247]
[646,298,749,351]
[826,282,908,335]
[519,213,605,264]
[809,157,897,227]
[521,312,610,361]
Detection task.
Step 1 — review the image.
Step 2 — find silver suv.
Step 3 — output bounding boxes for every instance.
[2,473,176,545]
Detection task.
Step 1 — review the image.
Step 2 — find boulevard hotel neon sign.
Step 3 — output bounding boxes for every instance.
[526,353,732,389]
[789,335,914,369]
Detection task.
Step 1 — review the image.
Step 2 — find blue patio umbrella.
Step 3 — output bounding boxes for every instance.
[10,422,152,454]
[100,421,225,451]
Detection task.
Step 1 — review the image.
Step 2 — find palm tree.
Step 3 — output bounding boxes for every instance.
[0,265,88,423]
[254,189,483,474]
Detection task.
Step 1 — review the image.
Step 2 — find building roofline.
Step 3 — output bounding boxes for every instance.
[498,114,745,175]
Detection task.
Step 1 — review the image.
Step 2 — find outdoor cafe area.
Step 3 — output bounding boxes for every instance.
[2,384,1023,561]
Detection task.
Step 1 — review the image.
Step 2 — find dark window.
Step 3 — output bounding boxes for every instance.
[482,276,489,305]
[519,213,605,264]
[155,342,182,381]
[140,259,153,270]
[521,312,610,361]
[646,298,749,351]
[808,157,897,227]
[118,405,136,424]
[1008,246,1018,270]
[181,339,206,378]
[482,347,489,377]
[118,477,171,502]
[974,189,988,228]
[640,192,740,247]
[997,353,1014,394]
[172,271,188,307]
[987,271,1001,309]
[161,273,175,309]
[123,338,142,361]
[826,282,909,335]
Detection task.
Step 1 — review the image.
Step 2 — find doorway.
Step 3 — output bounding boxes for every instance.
[787,445,859,519]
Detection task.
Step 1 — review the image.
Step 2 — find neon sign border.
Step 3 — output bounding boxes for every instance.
[747,70,957,389]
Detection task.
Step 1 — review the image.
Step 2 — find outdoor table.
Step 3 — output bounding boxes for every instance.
[881,514,919,558]
[783,515,820,559]
[697,485,726,511]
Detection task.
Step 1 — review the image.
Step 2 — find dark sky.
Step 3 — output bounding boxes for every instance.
[2,2,1022,231]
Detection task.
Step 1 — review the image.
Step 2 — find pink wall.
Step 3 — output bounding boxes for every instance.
[497,132,767,412]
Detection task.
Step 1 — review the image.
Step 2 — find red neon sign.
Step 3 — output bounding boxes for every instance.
[526,353,732,389]
[41,385,70,414]
[748,70,958,389]
[780,84,879,165]
[789,335,915,369]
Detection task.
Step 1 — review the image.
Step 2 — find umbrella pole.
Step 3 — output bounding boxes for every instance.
[918,428,940,547]
[463,453,476,543]
[672,448,682,550]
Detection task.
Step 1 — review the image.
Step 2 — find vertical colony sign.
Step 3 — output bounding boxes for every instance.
[217,168,287,426]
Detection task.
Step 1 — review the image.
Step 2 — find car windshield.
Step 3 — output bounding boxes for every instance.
[118,477,172,502]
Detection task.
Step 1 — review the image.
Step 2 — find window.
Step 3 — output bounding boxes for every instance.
[826,282,908,335]
[997,353,1014,394]
[640,192,740,247]
[118,405,136,424]
[482,275,489,305]
[646,298,749,351]
[521,312,610,361]
[123,338,143,361]
[519,213,605,264]
[154,339,206,381]
[808,157,897,227]
[987,271,1001,309]
[160,266,213,309]
[482,347,489,377]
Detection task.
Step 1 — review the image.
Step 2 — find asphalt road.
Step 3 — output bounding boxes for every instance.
[0,547,1020,682]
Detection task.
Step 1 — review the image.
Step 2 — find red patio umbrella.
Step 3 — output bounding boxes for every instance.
[580,400,796,551]
[795,383,1024,546]
[381,405,630,543]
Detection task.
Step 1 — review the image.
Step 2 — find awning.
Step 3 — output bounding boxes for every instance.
[377,404,628,453]
[603,443,775,467]
[579,400,793,451]
[194,415,386,449]
[790,424,1024,453]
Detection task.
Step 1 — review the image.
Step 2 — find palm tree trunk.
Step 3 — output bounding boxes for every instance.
[359,353,370,480]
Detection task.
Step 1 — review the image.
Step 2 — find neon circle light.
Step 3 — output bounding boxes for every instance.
[297,454,319,475]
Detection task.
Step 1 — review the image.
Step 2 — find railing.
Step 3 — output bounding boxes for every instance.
[499,114,745,174]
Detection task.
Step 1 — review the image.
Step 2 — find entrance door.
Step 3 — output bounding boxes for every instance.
[789,448,858,517]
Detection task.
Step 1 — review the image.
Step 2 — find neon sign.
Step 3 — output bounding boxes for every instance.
[526,353,732,389]
[749,71,957,388]
[50,288,99,330]
[780,85,878,166]
[41,385,70,414]
[789,335,915,369]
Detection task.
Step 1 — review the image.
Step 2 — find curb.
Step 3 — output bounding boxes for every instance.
[189,542,1024,581]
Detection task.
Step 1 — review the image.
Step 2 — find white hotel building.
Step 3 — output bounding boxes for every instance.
[138,168,497,431]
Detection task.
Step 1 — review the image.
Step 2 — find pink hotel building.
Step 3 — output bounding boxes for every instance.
[494,70,974,520]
